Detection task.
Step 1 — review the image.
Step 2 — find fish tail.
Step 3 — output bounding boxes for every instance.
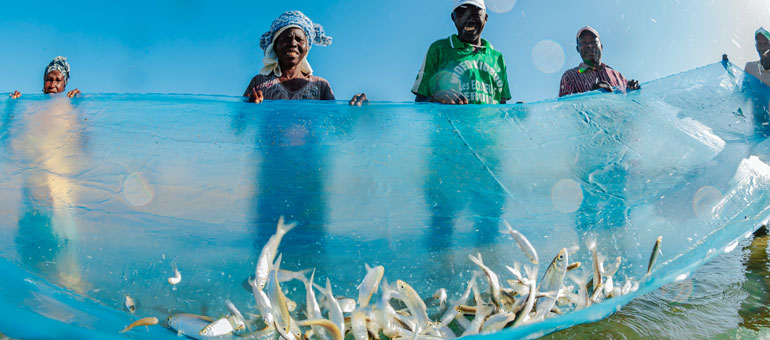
[276,215,297,236]
[468,253,484,268]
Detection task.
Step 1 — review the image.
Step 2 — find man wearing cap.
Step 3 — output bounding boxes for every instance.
[559,26,640,97]
[412,0,511,104]
[745,27,770,87]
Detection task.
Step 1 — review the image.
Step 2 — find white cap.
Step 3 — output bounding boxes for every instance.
[576,26,601,41]
[454,0,485,11]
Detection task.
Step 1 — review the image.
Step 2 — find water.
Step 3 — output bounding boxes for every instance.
[547,231,770,339]
[1,61,770,339]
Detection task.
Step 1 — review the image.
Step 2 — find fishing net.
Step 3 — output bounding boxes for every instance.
[0,61,769,339]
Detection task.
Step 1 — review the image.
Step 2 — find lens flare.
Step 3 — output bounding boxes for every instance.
[532,40,566,74]
[485,0,517,14]
[122,172,154,207]
[692,186,722,220]
[551,178,583,213]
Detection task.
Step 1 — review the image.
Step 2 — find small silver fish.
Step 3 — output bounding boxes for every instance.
[124,295,136,313]
[603,276,614,297]
[297,319,343,340]
[337,298,356,314]
[567,271,589,310]
[468,253,502,309]
[647,236,663,276]
[120,316,158,333]
[432,288,447,310]
[168,263,181,286]
[319,278,345,337]
[481,312,516,333]
[166,313,213,337]
[603,257,622,277]
[502,220,539,265]
[621,277,633,295]
[587,236,602,291]
[535,248,568,319]
[225,299,246,331]
[512,265,537,326]
[251,278,275,326]
[591,283,605,303]
[374,278,400,338]
[267,254,293,338]
[199,317,235,337]
[439,272,477,327]
[396,279,436,336]
[255,216,296,291]
[350,310,368,340]
[357,264,385,308]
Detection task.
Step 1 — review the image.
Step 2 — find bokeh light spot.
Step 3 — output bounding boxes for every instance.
[551,178,583,213]
[122,172,154,207]
[486,0,517,14]
[692,186,722,220]
[532,40,566,74]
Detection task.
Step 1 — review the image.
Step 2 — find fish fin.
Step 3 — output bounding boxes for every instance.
[325,278,334,297]
[273,253,283,272]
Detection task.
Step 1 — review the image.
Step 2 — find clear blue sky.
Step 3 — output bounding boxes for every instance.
[0,0,768,102]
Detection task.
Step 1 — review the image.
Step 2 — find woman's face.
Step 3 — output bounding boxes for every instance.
[44,70,66,94]
[274,27,308,69]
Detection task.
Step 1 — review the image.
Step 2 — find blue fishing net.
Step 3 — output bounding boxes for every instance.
[0,61,769,339]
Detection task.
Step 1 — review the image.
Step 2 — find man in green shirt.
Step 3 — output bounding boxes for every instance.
[412,0,511,104]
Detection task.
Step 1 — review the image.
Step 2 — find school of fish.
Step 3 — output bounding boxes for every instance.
[120,217,663,339]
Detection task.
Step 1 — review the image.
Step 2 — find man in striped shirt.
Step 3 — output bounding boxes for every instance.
[558,26,640,97]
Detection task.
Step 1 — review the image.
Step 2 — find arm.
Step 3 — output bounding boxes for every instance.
[558,72,571,97]
[499,54,512,104]
[412,44,438,102]
[243,76,264,103]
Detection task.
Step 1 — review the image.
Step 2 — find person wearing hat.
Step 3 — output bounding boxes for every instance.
[558,26,640,97]
[745,27,770,87]
[9,56,81,99]
[243,11,368,105]
[411,0,511,105]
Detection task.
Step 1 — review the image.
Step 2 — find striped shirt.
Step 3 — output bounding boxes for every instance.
[559,63,628,97]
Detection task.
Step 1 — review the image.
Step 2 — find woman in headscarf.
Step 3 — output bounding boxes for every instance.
[243,11,367,105]
[10,57,81,99]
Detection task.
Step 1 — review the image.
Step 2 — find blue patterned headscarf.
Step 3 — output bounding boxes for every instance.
[259,11,332,52]
[44,56,70,83]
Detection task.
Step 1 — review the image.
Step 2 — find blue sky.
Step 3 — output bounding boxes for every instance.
[0,0,768,102]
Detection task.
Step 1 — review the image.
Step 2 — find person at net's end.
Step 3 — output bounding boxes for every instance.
[559,26,640,97]
[10,57,81,99]
[744,27,770,87]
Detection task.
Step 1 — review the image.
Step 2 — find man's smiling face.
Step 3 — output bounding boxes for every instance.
[452,5,487,44]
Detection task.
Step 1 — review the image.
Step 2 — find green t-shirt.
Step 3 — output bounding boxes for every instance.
[412,35,512,104]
